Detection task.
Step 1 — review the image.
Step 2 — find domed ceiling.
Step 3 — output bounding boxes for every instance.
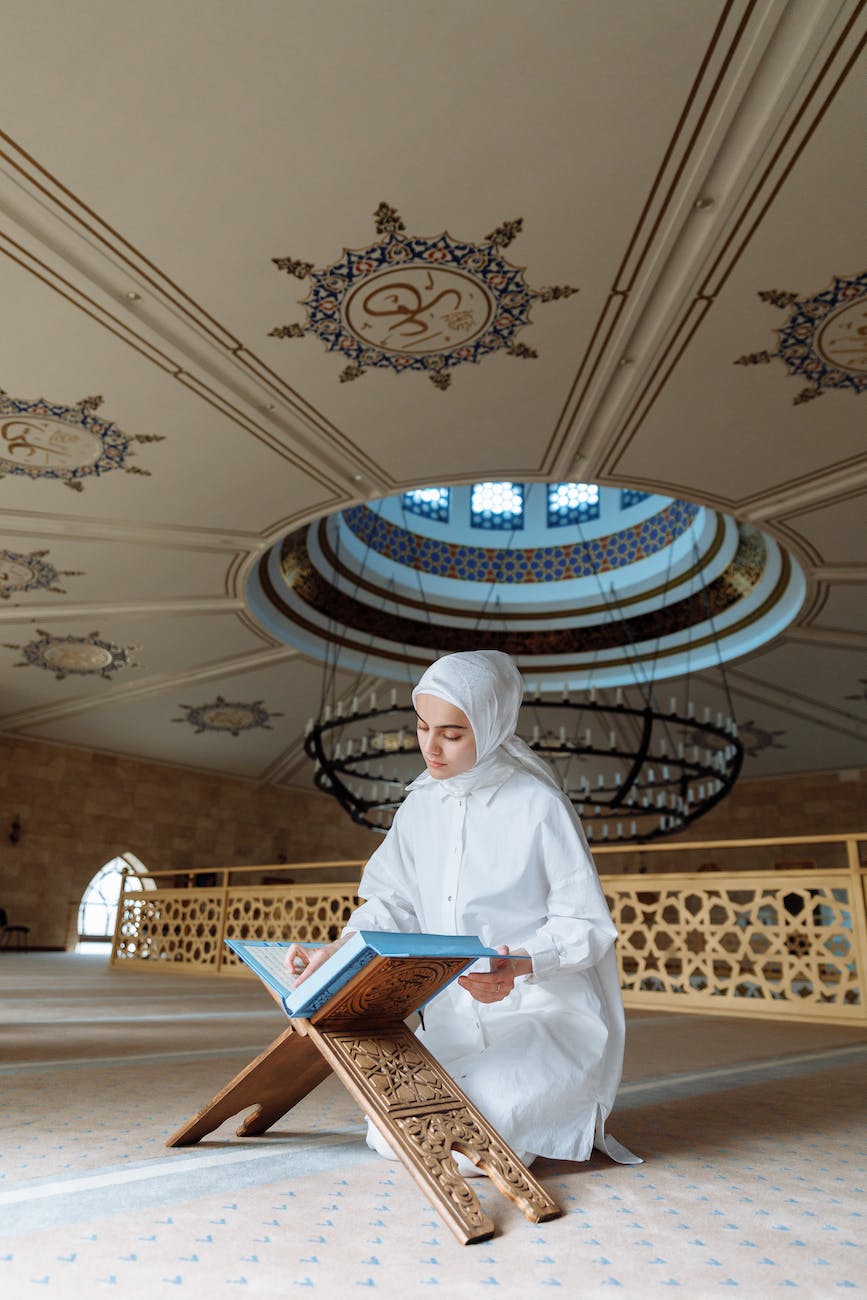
[0,0,864,803]
[249,483,805,689]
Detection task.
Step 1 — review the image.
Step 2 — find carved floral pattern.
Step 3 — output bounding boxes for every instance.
[341,1035,450,1108]
[321,957,468,1022]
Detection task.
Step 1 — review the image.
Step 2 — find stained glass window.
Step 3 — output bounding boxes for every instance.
[547,482,600,526]
[621,489,650,510]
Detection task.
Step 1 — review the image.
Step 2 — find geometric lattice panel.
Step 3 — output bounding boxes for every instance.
[606,877,862,1017]
[220,887,360,973]
[113,885,360,974]
[114,892,225,967]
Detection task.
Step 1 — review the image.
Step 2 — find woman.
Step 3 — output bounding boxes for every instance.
[287,650,637,1169]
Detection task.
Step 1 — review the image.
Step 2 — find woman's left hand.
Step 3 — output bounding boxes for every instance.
[457,944,533,1003]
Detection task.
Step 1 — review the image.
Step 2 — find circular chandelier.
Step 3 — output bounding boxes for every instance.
[246,477,803,845]
[304,684,744,844]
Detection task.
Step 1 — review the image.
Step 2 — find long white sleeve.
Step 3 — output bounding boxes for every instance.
[516,801,617,980]
[343,802,421,935]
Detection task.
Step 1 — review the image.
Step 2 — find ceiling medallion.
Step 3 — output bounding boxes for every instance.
[0,548,82,600]
[0,393,165,491]
[173,696,283,736]
[2,629,139,680]
[734,719,787,758]
[269,202,578,391]
[734,270,867,404]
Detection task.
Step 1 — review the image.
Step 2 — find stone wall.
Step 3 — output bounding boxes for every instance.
[0,734,377,950]
[0,731,863,948]
[595,767,866,874]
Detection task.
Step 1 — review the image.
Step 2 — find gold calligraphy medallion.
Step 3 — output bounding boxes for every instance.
[0,394,164,490]
[815,298,867,374]
[173,696,282,736]
[2,629,139,680]
[0,548,79,600]
[270,203,578,390]
[0,419,103,471]
[344,267,494,354]
[735,271,867,404]
[42,642,116,673]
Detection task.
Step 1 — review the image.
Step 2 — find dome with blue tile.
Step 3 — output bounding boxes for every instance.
[247,481,805,689]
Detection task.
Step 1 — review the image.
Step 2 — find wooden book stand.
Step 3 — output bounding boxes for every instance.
[167,952,561,1244]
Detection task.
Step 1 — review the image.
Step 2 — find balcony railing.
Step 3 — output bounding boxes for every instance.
[110,834,867,1025]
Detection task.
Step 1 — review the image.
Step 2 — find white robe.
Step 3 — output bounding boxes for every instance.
[345,767,637,1164]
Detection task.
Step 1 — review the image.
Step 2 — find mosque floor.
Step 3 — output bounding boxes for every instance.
[1,952,865,1298]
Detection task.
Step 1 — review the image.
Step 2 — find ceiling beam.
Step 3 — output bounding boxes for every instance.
[0,510,259,552]
[812,565,867,584]
[741,463,867,521]
[785,625,867,652]
[0,597,245,624]
[722,666,867,742]
[0,646,298,731]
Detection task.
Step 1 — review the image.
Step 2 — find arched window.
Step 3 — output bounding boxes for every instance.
[76,852,154,953]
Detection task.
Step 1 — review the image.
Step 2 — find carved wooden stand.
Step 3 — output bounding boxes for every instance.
[168,954,561,1244]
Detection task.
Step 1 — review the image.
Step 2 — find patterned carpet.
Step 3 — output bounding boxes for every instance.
[1,954,865,1298]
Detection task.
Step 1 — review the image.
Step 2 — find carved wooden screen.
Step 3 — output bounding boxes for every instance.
[605,871,863,1021]
[113,883,360,972]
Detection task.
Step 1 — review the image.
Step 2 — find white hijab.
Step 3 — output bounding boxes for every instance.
[407,650,560,797]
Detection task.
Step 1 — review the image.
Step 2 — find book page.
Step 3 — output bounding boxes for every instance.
[229,940,312,997]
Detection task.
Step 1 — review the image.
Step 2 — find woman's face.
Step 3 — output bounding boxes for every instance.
[415,693,477,780]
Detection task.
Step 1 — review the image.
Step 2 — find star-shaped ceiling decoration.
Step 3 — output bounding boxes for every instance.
[0,548,83,599]
[0,393,164,491]
[173,696,283,736]
[2,629,139,680]
[734,271,867,405]
[269,202,578,391]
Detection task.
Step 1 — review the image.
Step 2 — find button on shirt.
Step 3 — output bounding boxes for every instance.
[348,771,617,978]
[344,767,629,1164]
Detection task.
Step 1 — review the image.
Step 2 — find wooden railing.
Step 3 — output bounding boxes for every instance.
[110,834,867,1025]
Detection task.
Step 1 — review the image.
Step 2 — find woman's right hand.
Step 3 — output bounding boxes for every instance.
[284,932,353,986]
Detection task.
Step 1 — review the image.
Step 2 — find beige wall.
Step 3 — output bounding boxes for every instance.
[1,731,863,948]
[0,735,377,950]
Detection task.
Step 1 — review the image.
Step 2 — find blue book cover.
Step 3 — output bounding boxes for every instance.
[225,931,507,1018]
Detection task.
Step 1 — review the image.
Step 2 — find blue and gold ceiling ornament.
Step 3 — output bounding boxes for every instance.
[269,202,578,391]
[734,271,867,405]
[735,719,787,758]
[682,717,785,761]
[0,392,165,491]
[2,629,138,680]
[173,696,283,736]
[0,548,83,600]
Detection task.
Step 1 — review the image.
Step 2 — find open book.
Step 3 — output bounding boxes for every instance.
[226,931,512,1020]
